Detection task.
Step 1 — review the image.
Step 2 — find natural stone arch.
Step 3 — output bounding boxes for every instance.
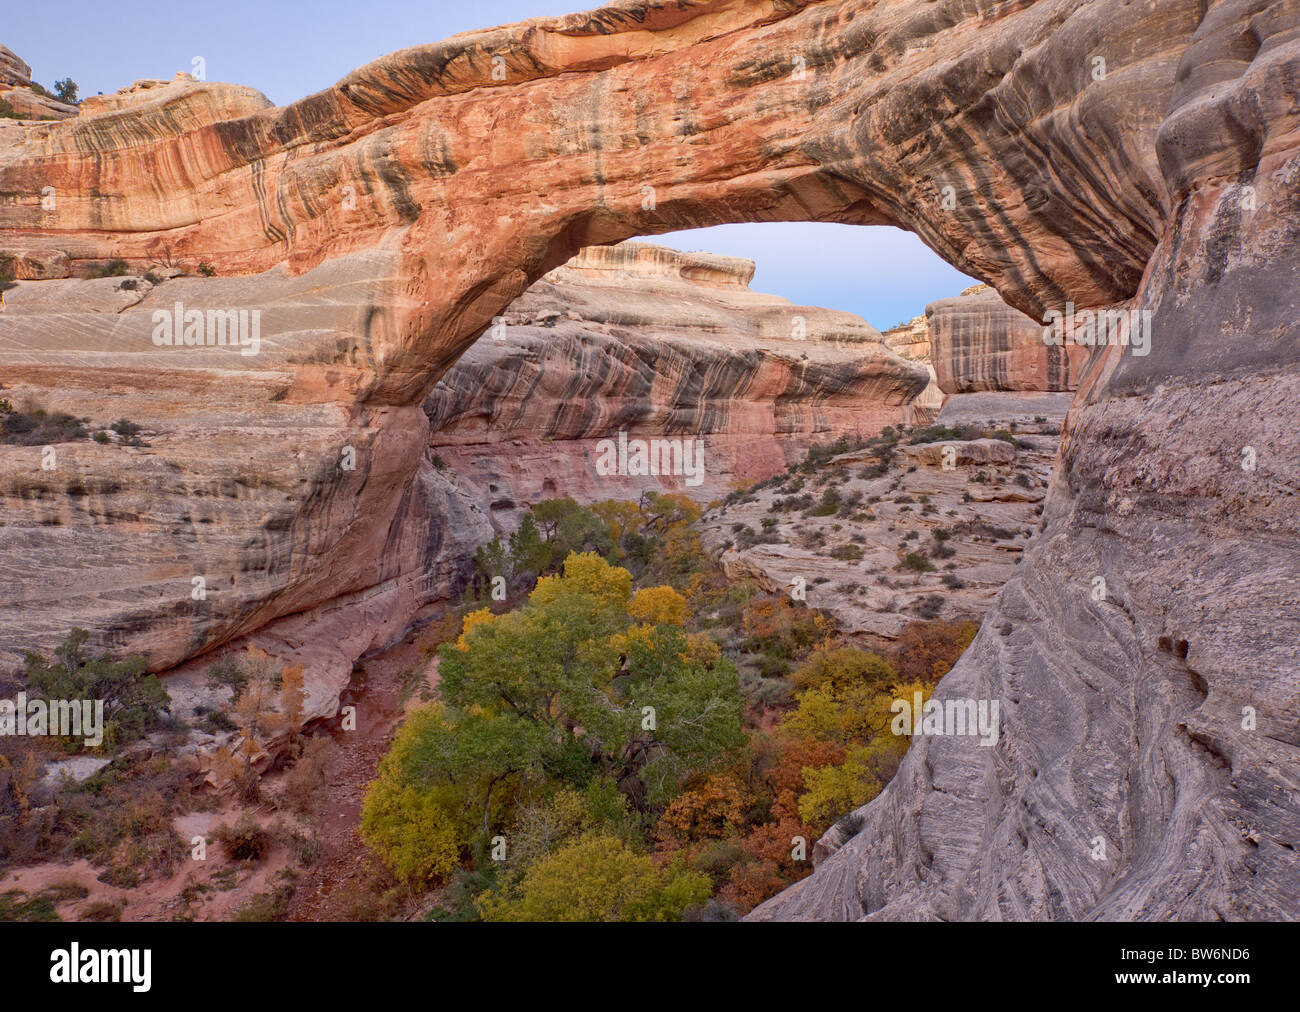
[3,0,1183,405]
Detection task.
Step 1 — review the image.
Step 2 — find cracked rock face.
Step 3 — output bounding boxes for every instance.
[2,0,1298,918]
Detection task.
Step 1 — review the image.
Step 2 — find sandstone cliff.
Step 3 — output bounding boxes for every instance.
[0,237,926,730]
[1,0,1297,919]
[0,45,77,121]
[427,241,929,521]
[928,285,1090,394]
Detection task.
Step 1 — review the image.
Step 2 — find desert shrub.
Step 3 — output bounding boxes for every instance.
[22,629,168,748]
[0,889,64,921]
[479,834,710,922]
[214,813,270,862]
[232,881,293,921]
[80,898,125,921]
[289,830,323,867]
[906,422,984,445]
[897,552,935,573]
[53,756,191,883]
[0,402,89,446]
[891,620,979,683]
[806,487,841,517]
[90,259,129,278]
[911,594,945,620]
[797,434,866,474]
[278,735,338,815]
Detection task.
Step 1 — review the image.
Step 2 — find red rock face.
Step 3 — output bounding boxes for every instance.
[1,0,1298,920]
[0,0,1184,405]
[927,286,1091,394]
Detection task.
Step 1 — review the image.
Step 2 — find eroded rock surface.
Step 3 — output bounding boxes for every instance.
[699,407,1060,644]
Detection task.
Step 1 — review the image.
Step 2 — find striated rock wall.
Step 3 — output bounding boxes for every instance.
[0,238,925,722]
[751,1,1300,921]
[928,285,1090,395]
[1,0,1298,919]
[882,313,944,424]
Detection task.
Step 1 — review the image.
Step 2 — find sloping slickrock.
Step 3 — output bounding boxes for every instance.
[902,438,1017,468]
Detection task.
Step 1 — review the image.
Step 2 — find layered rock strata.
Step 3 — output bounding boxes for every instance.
[427,242,929,522]
[928,285,1090,394]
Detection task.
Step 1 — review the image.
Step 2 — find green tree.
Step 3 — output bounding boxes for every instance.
[441,553,743,808]
[53,78,79,105]
[507,513,552,578]
[22,629,168,749]
[364,551,745,888]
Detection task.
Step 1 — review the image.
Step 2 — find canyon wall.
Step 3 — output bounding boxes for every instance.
[881,314,944,423]
[928,285,1089,395]
[427,241,928,526]
[0,236,926,726]
[1,0,1298,919]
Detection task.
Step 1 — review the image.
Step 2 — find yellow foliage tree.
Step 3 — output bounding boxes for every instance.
[628,585,688,626]
[529,552,633,611]
[478,833,710,922]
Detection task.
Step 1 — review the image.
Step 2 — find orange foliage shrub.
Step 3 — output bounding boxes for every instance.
[655,773,752,847]
[742,595,837,658]
[891,620,979,683]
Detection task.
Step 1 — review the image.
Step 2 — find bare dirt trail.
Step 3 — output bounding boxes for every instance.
[285,633,441,921]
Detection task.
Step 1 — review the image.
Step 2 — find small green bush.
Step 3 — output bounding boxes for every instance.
[898,552,936,574]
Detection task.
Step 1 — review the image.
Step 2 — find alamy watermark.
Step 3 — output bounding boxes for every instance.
[151,301,261,356]
[594,430,706,488]
[891,691,999,746]
[1042,302,1152,357]
[0,693,104,747]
